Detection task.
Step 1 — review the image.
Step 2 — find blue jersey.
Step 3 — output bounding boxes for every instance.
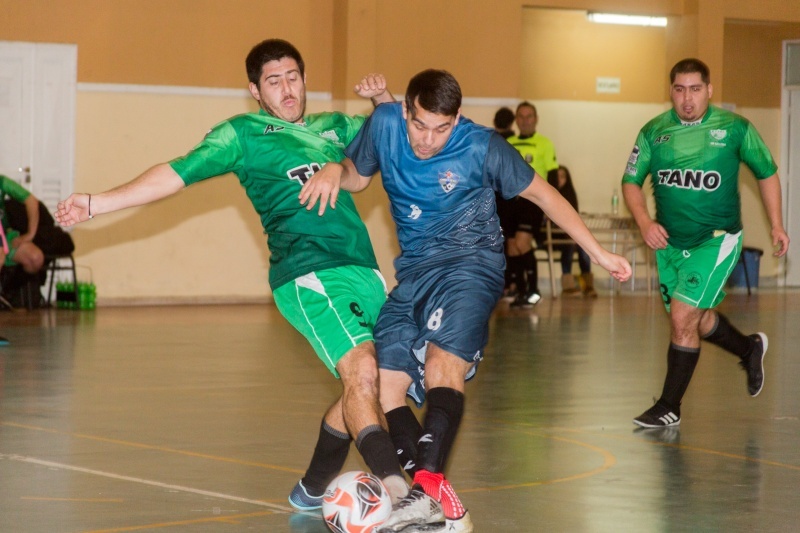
[346,102,534,279]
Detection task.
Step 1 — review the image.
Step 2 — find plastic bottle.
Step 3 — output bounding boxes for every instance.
[79,283,88,310]
[87,283,96,309]
[611,188,620,215]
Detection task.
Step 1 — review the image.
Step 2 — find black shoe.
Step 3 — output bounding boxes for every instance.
[0,336,9,346]
[633,400,680,428]
[740,333,767,397]
[509,294,532,308]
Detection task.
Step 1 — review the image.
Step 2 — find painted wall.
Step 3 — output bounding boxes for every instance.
[521,8,668,103]
[3,0,800,303]
[1,0,336,91]
[723,20,800,108]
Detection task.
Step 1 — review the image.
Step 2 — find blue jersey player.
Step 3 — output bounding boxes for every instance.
[301,70,632,533]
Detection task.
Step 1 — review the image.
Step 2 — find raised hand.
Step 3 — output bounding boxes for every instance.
[354,73,388,99]
[55,193,91,227]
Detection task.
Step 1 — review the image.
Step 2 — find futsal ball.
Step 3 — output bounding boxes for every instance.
[322,470,392,533]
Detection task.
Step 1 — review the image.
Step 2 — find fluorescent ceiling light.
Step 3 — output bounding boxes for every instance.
[587,12,668,27]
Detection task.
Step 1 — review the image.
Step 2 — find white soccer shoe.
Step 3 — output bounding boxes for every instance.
[377,486,444,532]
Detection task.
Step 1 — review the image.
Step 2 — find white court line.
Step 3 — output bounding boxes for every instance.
[0,452,295,513]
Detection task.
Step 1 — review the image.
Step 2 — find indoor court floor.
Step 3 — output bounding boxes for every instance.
[1,289,799,532]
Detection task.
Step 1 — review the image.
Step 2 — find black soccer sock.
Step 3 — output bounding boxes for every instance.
[521,250,539,293]
[701,312,755,359]
[416,387,465,474]
[658,343,700,411]
[355,425,404,480]
[504,260,515,291]
[509,255,527,296]
[301,421,352,496]
[385,406,423,477]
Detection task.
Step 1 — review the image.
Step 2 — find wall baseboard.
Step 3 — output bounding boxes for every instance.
[96,295,273,307]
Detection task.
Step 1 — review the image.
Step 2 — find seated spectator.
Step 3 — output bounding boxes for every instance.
[1,175,74,307]
[1,175,44,273]
[546,166,597,298]
[493,107,518,297]
[505,102,556,307]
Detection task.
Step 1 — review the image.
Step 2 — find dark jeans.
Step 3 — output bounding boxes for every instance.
[554,243,591,275]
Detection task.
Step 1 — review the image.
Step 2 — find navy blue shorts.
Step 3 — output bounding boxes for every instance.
[375,258,504,406]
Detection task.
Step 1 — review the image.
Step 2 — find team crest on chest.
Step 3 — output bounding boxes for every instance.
[709,129,728,147]
[710,129,727,141]
[438,170,461,193]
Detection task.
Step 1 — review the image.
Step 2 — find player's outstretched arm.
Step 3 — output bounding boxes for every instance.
[757,174,789,257]
[354,74,394,105]
[519,175,632,282]
[55,163,185,227]
[299,159,372,216]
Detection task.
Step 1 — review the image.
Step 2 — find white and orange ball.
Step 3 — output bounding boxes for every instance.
[322,471,392,533]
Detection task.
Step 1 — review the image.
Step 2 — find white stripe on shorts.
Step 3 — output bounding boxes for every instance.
[716,231,741,268]
[293,271,360,363]
[293,273,334,367]
[684,231,741,306]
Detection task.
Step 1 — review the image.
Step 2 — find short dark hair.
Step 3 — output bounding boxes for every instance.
[670,58,710,84]
[494,107,515,129]
[245,39,305,85]
[405,69,462,118]
[516,101,537,117]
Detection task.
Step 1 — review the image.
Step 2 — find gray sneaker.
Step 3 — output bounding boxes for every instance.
[377,486,444,532]
[287,480,323,511]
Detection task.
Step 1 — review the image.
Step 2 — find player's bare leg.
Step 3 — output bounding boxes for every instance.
[338,342,408,502]
[289,342,407,510]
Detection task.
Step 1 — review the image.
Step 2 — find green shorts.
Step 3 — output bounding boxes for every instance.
[656,230,743,312]
[273,265,387,377]
[3,229,20,266]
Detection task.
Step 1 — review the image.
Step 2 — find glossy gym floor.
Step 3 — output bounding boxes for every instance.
[1,289,799,532]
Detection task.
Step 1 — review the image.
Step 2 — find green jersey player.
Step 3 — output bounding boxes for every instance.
[1,175,45,275]
[55,39,427,519]
[622,58,789,428]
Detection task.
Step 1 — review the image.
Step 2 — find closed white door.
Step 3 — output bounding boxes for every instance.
[0,41,76,212]
[782,40,800,286]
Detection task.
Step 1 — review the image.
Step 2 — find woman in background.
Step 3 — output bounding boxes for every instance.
[547,165,597,298]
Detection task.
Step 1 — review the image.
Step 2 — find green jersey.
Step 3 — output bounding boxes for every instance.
[622,106,777,249]
[506,132,558,178]
[170,110,378,290]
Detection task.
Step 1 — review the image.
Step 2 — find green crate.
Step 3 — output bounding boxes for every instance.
[56,281,96,310]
